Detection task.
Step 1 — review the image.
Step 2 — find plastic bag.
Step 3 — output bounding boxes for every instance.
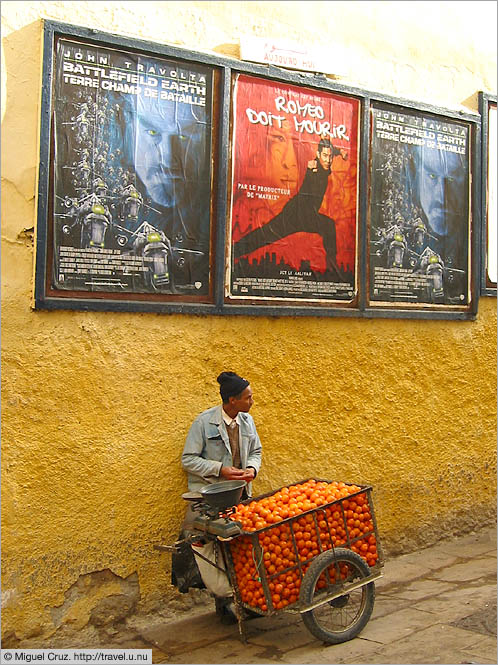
[192,541,232,598]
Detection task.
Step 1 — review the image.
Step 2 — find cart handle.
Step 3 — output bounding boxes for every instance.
[299,571,383,614]
[153,544,178,553]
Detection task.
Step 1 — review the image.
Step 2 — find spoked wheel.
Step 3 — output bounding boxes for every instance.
[299,548,375,644]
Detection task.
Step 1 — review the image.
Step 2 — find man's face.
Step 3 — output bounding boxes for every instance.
[419,148,465,236]
[317,146,332,171]
[265,125,299,192]
[131,98,202,209]
[230,386,254,413]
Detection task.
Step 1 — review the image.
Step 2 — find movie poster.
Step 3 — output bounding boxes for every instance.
[52,39,213,296]
[369,105,471,306]
[229,74,360,302]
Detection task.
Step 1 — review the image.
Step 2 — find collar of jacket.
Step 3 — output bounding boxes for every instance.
[209,404,248,427]
[209,404,225,426]
[209,405,231,452]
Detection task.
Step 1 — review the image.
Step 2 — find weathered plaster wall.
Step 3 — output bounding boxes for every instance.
[2,0,496,645]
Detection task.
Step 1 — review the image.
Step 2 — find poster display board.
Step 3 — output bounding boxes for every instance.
[35,22,480,318]
[49,37,214,299]
[227,74,360,303]
[368,104,472,308]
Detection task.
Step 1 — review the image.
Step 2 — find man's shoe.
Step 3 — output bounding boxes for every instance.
[220,605,238,625]
[244,607,262,620]
[215,597,238,625]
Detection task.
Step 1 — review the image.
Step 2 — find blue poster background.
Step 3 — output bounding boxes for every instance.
[369,105,470,306]
[52,39,213,296]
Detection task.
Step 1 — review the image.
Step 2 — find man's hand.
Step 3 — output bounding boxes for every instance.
[220,466,255,482]
[307,158,318,172]
[242,467,256,481]
[339,148,348,161]
[220,466,246,480]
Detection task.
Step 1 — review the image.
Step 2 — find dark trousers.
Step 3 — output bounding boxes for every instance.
[234,206,339,278]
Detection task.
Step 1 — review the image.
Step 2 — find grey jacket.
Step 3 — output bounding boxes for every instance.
[181,405,262,495]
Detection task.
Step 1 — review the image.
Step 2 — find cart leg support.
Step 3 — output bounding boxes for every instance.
[233,595,247,643]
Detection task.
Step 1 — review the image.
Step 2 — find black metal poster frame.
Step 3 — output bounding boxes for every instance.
[479,91,497,296]
[34,20,481,320]
[368,101,475,311]
[225,73,361,309]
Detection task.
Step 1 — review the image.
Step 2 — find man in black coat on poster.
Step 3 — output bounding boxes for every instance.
[233,137,348,279]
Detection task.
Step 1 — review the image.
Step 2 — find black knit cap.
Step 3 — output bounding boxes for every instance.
[217,371,249,402]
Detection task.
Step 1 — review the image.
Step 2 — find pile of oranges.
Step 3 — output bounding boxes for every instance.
[229,479,379,612]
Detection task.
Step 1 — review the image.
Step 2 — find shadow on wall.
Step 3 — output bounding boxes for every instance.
[212,43,240,58]
[2,21,44,205]
[461,92,480,111]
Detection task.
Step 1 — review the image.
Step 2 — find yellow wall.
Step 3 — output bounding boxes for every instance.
[2,0,496,644]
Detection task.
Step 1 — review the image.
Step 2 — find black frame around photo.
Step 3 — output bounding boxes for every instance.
[368,101,474,311]
[34,20,481,320]
[225,72,361,308]
[479,91,497,296]
[36,26,219,310]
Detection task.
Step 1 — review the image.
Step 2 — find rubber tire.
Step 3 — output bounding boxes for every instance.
[300,548,375,644]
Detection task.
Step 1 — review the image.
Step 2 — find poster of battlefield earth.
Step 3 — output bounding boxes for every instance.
[369,104,471,307]
[52,39,213,297]
[228,74,360,303]
[486,102,497,287]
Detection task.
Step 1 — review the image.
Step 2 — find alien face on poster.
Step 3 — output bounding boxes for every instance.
[369,105,471,307]
[52,38,214,297]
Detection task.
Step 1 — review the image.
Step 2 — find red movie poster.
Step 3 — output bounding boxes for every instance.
[229,74,360,302]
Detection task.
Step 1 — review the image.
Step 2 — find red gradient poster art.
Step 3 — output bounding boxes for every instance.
[229,74,360,302]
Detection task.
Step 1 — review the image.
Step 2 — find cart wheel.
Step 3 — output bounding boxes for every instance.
[299,548,375,644]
